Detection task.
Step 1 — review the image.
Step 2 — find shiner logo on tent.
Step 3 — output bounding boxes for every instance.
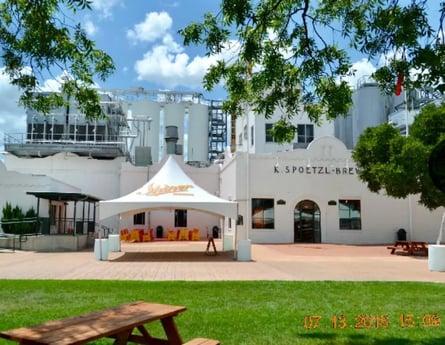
[137,183,194,196]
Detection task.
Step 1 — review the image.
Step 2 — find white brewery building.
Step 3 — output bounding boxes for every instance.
[1,83,444,254]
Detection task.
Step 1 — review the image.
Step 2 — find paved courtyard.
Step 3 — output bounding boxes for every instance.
[1,240,444,282]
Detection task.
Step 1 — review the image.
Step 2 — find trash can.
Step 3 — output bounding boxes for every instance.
[156,225,164,238]
[94,238,109,261]
[108,234,120,252]
[212,225,219,239]
[397,228,407,241]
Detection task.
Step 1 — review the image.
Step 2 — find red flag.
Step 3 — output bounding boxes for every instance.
[395,72,404,96]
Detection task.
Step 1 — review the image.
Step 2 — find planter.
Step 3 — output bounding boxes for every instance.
[94,238,109,261]
[108,234,120,252]
[237,239,251,261]
[428,244,445,272]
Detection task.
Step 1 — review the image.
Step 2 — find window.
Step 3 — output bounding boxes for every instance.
[252,198,275,229]
[250,125,254,146]
[238,133,243,146]
[338,200,361,230]
[297,124,314,144]
[265,123,274,142]
[175,209,187,227]
[133,212,145,225]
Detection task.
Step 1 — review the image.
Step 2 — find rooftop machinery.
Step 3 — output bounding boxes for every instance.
[4,88,229,164]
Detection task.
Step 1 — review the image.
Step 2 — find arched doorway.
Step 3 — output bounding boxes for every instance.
[294,200,321,243]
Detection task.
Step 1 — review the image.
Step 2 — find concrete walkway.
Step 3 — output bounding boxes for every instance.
[1,240,444,282]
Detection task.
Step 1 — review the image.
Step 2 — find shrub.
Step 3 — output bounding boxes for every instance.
[24,207,38,233]
[1,203,38,234]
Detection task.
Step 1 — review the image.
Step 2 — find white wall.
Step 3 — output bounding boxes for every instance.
[225,136,443,244]
[5,135,441,246]
[236,107,335,154]
[3,153,125,231]
[4,153,124,201]
[0,161,81,221]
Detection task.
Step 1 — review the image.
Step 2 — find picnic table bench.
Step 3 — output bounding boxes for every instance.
[0,301,219,345]
[387,240,428,256]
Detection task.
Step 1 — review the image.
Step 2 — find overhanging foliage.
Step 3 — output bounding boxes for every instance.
[180,0,445,142]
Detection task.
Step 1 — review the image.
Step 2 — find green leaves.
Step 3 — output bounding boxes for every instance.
[180,0,444,143]
[353,104,445,210]
[268,119,297,143]
[180,0,357,142]
[0,0,115,118]
[222,0,252,26]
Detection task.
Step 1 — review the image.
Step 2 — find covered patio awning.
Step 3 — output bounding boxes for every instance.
[26,192,101,235]
[26,191,101,203]
[99,155,238,220]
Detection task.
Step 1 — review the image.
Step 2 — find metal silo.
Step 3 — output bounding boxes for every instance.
[187,103,209,162]
[130,100,161,164]
[352,79,388,147]
[163,103,185,156]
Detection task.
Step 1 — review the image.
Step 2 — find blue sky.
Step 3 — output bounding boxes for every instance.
[0,0,229,143]
[0,0,441,147]
[85,0,226,95]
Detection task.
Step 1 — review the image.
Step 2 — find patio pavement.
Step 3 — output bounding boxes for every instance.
[0,240,444,282]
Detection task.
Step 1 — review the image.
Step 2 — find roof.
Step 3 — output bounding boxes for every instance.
[26,192,101,203]
[99,155,238,220]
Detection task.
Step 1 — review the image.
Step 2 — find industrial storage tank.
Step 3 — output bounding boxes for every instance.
[187,103,209,162]
[163,103,185,156]
[334,113,353,149]
[130,100,161,163]
[351,80,388,147]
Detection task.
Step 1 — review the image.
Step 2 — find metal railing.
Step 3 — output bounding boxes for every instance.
[4,132,125,145]
[0,233,18,252]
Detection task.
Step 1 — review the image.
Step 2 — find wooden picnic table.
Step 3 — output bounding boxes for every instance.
[387,240,428,256]
[0,301,191,345]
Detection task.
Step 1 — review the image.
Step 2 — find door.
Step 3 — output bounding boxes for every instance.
[294,200,321,243]
[49,203,66,234]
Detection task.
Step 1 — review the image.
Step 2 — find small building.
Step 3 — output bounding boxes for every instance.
[220,136,442,245]
[2,87,444,252]
[0,161,99,251]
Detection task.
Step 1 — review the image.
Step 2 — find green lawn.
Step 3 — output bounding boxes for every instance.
[0,280,444,344]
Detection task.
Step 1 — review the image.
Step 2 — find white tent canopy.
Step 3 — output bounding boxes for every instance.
[99,155,238,220]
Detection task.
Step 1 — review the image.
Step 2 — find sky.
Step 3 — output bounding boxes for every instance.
[0,0,439,149]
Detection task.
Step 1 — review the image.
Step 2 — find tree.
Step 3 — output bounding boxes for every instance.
[352,103,445,210]
[1,202,39,234]
[180,0,445,142]
[1,202,23,233]
[0,0,115,118]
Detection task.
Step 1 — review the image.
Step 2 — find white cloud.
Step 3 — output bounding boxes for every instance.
[162,34,183,53]
[135,45,234,88]
[42,78,62,92]
[40,71,72,92]
[39,71,101,92]
[129,10,241,90]
[0,69,27,139]
[135,46,193,87]
[377,49,405,68]
[342,58,377,88]
[83,19,98,36]
[91,0,123,19]
[127,12,172,43]
[134,40,239,89]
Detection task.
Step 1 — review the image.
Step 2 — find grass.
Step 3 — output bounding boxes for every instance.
[0,280,444,344]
